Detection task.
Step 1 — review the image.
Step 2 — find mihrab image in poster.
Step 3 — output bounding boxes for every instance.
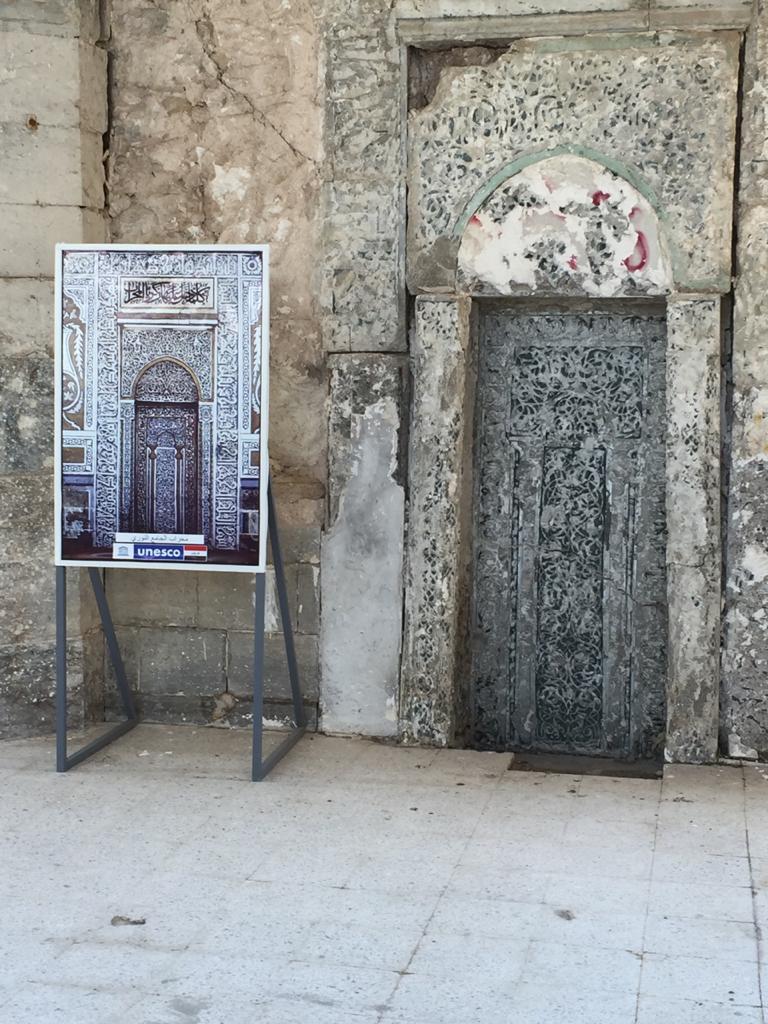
[54,245,269,572]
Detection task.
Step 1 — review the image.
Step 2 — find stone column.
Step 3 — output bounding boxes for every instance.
[722,0,768,756]
[400,296,472,744]
[0,1,107,736]
[665,297,722,763]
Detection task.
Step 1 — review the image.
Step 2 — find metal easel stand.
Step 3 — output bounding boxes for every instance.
[55,480,306,781]
[252,482,307,781]
[55,566,139,771]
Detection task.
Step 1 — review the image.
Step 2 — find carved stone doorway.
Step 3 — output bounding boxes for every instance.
[133,360,200,534]
[471,307,667,759]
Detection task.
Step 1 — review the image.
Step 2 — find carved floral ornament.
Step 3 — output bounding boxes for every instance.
[455,154,673,299]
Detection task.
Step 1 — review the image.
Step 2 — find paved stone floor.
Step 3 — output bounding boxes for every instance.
[1,725,767,1024]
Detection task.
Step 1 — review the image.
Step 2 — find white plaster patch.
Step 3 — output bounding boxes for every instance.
[740,387,768,461]
[210,165,250,205]
[728,733,759,760]
[457,155,671,298]
[743,544,768,584]
[321,394,404,737]
[17,413,37,435]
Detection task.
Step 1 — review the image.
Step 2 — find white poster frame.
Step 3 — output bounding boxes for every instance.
[54,243,270,574]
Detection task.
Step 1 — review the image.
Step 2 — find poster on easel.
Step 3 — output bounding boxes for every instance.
[54,244,269,573]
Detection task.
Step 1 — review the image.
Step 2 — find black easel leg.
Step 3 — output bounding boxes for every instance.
[55,566,68,772]
[251,480,307,781]
[88,568,137,720]
[252,571,267,781]
[54,567,139,774]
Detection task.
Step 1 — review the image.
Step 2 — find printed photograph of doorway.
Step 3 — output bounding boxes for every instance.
[54,244,269,573]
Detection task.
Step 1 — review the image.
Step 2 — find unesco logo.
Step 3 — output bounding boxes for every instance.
[136,545,183,561]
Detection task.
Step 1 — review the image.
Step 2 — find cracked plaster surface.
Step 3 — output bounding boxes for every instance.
[106,0,326,710]
[109,0,325,483]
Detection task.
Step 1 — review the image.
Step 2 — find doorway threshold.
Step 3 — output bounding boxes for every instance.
[507,751,663,780]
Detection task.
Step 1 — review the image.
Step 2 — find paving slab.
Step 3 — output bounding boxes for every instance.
[0,725,764,1023]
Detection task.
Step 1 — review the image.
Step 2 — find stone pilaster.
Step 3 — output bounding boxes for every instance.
[400,296,472,744]
[665,298,722,763]
[723,0,768,756]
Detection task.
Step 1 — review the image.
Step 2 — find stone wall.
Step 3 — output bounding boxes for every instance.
[105,0,324,724]
[5,0,768,763]
[0,0,106,737]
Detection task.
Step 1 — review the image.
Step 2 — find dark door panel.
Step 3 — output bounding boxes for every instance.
[471,311,667,759]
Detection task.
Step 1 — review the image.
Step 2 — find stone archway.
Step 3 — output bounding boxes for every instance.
[400,151,722,763]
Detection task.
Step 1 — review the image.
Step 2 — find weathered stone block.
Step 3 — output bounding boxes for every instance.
[0,1,85,38]
[106,690,319,730]
[0,557,56,646]
[267,320,325,475]
[322,237,404,353]
[731,209,768,379]
[196,568,286,633]
[227,631,320,700]
[0,473,52,557]
[0,205,105,276]
[82,624,105,721]
[78,42,108,133]
[104,626,140,696]
[213,694,319,730]
[296,564,319,635]
[277,524,322,566]
[0,638,83,739]
[105,569,198,629]
[0,33,107,131]
[0,278,54,358]
[0,354,53,474]
[649,0,752,31]
[106,691,211,727]
[0,32,78,126]
[139,627,226,697]
[269,487,323,565]
[395,0,646,16]
[74,569,102,634]
[0,124,103,207]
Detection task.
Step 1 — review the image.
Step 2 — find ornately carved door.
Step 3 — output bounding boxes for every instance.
[471,310,667,759]
[134,404,199,534]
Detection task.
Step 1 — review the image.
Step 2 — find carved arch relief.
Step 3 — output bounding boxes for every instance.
[134,357,201,403]
[456,155,672,298]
